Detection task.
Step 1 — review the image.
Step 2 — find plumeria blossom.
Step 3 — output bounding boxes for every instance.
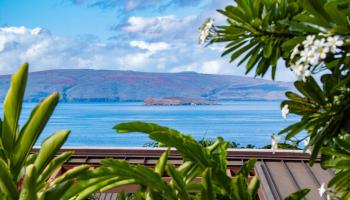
[271,135,278,154]
[327,35,344,53]
[314,38,330,59]
[290,63,310,81]
[291,44,300,59]
[199,18,214,44]
[318,183,327,197]
[302,35,316,47]
[281,104,289,119]
[289,34,344,81]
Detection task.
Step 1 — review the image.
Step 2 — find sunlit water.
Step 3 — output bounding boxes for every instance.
[0,101,300,147]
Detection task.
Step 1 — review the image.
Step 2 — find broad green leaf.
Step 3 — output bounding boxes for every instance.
[12,92,60,177]
[19,164,37,200]
[34,130,70,173]
[37,151,73,189]
[284,188,310,200]
[155,148,170,176]
[2,63,28,152]
[201,168,215,200]
[75,177,126,200]
[41,180,73,200]
[0,159,18,199]
[100,159,177,200]
[238,158,256,177]
[247,176,260,197]
[324,1,348,25]
[166,164,190,200]
[51,165,90,186]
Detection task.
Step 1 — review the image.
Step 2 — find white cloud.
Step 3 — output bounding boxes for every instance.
[0,26,172,74]
[130,40,169,53]
[201,60,222,74]
[0,25,297,82]
[171,60,233,75]
[123,15,197,39]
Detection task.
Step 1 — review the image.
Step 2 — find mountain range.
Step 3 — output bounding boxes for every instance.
[0,69,294,102]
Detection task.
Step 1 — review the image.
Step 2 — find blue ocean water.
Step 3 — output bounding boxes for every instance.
[0,101,299,147]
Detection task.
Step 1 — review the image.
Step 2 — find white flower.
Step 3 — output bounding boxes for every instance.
[199,18,214,44]
[281,104,289,119]
[300,47,318,64]
[327,35,344,53]
[303,35,316,47]
[291,44,300,59]
[315,46,329,59]
[308,54,320,65]
[318,183,326,197]
[290,63,310,81]
[271,135,278,154]
[199,31,209,44]
[301,69,311,82]
[314,38,326,47]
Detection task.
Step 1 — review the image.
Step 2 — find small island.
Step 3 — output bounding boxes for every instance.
[144,97,219,106]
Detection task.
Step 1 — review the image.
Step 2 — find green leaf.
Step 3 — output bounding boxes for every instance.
[37,151,73,189]
[155,148,170,176]
[51,165,90,186]
[12,92,60,177]
[75,177,127,200]
[0,159,18,199]
[2,63,28,152]
[303,0,330,27]
[100,159,177,200]
[41,180,73,200]
[238,158,256,177]
[166,164,190,200]
[100,179,136,192]
[201,168,215,200]
[34,130,70,174]
[115,122,214,169]
[19,164,37,200]
[229,39,258,63]
[263,39,273,58]
[324,1,348,25]
[281,37,304,53]
[284,188,310,200]
[247,176,260,197]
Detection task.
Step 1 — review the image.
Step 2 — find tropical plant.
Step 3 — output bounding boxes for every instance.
[321,134,350,199]
[65,122,261,200]
[67,122,309,200]
[0,63,94,199]
[201,0,350,198]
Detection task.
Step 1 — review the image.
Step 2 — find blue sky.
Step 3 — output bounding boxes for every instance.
[0,0,295,80]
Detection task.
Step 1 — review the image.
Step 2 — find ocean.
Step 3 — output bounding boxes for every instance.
[1,101,299,147]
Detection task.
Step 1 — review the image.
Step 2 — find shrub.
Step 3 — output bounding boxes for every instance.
[202,0,350,198]
[0,64,93,199]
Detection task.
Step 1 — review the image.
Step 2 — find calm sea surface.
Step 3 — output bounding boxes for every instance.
[0,101,299,147]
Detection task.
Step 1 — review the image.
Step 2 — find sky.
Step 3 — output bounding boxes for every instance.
[0,0,295,80]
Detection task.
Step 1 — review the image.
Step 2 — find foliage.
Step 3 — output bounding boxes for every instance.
[321,134,350,199]
[284,188,310,200]
[0,64,94,200]
[70,121,261,200]
[207,0,350,198]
